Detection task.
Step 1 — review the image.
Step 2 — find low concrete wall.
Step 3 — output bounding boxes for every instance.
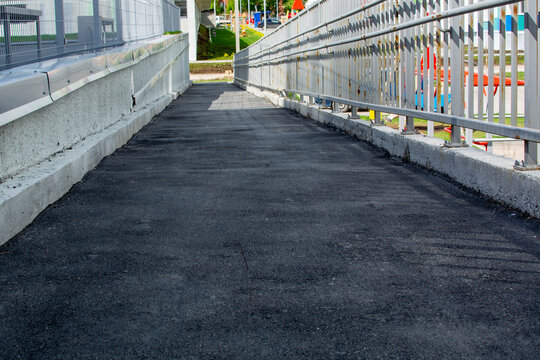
[237,81,540,219]
[0,34,191,245]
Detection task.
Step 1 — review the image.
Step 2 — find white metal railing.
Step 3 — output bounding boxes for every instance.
[234,0,540,169]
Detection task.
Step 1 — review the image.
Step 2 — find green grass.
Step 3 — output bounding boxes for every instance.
[384,115,525,142]
[471,54,525,66]
[164,31,182,35]
[197,27,263,60]
[286,92,301,101]
[193,78,230,83]
[190,62,232,74]
[505,71,525,81]
[0,33,79,42]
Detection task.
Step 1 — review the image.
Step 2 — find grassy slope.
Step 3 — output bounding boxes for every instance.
[190,62,233,74]
[197,27,262,61]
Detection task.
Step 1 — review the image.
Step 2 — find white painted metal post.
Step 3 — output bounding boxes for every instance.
[115,0,123,42]
[54,0,65,55]
[93,0,101,48]
[520,0,539,168]
[448,0,465,147]
[235,0,240,53]
[403,0,416,135]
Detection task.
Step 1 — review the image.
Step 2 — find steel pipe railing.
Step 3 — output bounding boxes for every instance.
[234,0,540,169]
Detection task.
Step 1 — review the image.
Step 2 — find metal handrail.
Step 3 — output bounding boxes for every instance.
[234,0,540,169]
[235,77,540,143]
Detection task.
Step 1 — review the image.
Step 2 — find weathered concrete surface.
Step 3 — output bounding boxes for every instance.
[0,34,189,181]
[0,83,539,359]
[0,82,190,246]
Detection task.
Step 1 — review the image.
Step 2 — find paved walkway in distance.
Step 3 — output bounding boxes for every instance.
[1,83,539,359]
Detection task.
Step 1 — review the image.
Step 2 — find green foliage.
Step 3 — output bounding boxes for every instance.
[0,33,79,43]
[193,78,230,83]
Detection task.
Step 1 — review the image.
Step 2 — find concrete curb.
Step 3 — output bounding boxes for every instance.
[237,82,540,219]
[0,85,190,246]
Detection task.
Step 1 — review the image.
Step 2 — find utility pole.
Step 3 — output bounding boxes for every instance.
[234,0,240,52]
[264,0,267,35]
[213,0,216,17]
[276,0,278,18]
[248,0,250,22]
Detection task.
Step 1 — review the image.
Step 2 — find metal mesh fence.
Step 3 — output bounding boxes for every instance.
[0,0,180,70]
[162,0,180,33]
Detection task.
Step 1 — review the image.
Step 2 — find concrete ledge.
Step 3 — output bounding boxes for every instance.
[237,82,540,219]
[0,86,189,246]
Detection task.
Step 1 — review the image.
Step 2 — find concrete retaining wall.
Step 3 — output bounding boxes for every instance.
[237,82,540,219]
[0,34,191,245]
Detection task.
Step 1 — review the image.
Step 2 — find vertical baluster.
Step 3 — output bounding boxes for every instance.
[365,3,370,104]
[435,0,442,114]
[477,8,484,126]
[487,8,495,151]
[398,0,405,131]
[376,2,382,106]
[465,0,474,145]
[510,4,518,127]
[369,4,374,105]
[518,0,539,169]
[447,0,465,146]
[499,5,507,125]
[403,0,416,134]
[443,0,449,116]
[387,0,393,107]
[380,2,384,107]
[427,0,434,137]
[416,0,422,115]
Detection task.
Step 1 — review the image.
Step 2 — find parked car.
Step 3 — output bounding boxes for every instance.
[257,18,281,29]
[315,98,355,113]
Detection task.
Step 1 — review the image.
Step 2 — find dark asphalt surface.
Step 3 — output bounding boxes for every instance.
[1,83,539,359]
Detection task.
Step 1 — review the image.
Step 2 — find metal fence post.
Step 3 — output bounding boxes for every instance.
[3,10,12,66]
[36,19,42,60]
[116,0,123,42]
[54,0,65,55]
[93,0,101,49]
[372,110,383,126]
[516,0,540,169]
[402,0,416,135]
[349,107,359,119]
[446,0,466,147]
